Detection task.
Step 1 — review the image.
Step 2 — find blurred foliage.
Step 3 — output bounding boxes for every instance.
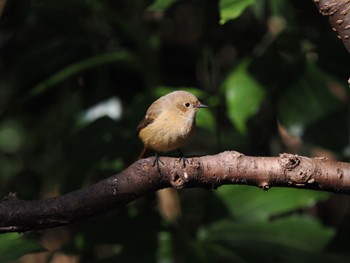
[0,233,44,262]
[219,0,256,24]
[0,0,350,262]
[223,59,266,133]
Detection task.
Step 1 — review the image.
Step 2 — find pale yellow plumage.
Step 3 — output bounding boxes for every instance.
[137,90,206,153]
[137,90,207,221]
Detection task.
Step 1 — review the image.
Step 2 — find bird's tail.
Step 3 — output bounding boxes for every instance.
[138,146,152,160]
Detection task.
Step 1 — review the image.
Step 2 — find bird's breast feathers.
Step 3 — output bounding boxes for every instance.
[138,112,195,152]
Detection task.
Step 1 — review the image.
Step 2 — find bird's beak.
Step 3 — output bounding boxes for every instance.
[197,103,208,108]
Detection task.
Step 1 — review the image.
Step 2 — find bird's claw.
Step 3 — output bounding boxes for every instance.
[178,156,188,168]
[153,153,164,173]
[177,149,188,168]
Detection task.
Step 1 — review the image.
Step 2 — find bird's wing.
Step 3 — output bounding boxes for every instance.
[136,99,164,134]
[136,115,154,134]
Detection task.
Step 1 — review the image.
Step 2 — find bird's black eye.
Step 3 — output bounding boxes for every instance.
[184,102,191,108]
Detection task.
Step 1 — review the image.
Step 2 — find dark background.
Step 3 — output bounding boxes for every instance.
[0,0,350,262]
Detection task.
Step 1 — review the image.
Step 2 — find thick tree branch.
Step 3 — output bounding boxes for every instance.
[313,0,350,53]
[1,152,350,233]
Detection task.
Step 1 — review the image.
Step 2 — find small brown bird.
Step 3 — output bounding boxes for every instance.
[137,90,207,220]
[137,90,207,155]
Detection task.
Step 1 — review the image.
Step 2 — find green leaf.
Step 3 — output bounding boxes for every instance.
[204,216,334,255]
[223,60,266,134]
[216,185,329,221]
[0,233,44,262]
[278,62,342,137]
[157,231,173,263]
[196,107,216,132]
[30,51,136,97]
[0,121,24,154]
[219,0,256,24]
[147,0,178,11]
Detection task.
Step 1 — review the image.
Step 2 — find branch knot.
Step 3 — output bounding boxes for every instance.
[169,166,191,188]
[279,153,300,169]
[279,154,316,186]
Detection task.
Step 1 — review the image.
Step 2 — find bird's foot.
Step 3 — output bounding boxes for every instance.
[177,149,188,168]
[178,156,188,168]
[153,152,164,173]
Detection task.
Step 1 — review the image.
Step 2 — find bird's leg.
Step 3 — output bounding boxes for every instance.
[177,149,188,168]
[153,152,164,173]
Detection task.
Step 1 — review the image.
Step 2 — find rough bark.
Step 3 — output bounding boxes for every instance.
[313,0,350,53]
[1,152,350,233]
